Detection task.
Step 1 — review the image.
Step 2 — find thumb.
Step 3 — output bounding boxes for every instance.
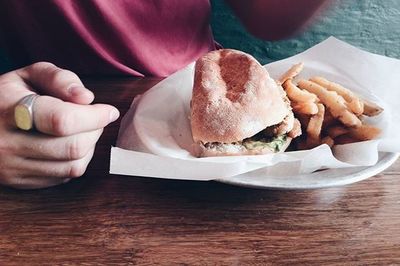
[16,62,94,105]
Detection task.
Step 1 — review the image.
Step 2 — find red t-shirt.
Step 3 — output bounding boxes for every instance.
[0,0,217,77]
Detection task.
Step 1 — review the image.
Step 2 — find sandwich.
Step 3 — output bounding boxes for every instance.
[190,49,301,157]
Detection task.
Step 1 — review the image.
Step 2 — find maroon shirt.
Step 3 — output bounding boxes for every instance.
[0,0,217,76]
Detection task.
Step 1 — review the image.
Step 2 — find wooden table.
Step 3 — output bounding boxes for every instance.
[0,78,399,265]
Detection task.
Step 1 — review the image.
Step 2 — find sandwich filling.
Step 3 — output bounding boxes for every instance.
[242,133,288,153]
[202,112,301,153]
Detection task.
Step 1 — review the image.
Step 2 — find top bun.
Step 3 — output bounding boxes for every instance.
[191,49,289,143]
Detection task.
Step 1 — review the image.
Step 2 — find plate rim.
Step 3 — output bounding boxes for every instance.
[215,152,399,190]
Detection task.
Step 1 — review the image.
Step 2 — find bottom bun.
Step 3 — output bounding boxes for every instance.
[192,137,292,157]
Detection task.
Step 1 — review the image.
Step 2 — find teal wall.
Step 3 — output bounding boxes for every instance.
[211,0,400,65]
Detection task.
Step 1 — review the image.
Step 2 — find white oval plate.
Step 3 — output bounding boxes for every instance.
[216,152,398,189]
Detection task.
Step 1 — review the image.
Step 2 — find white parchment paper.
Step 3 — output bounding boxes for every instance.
[110,37,400,181]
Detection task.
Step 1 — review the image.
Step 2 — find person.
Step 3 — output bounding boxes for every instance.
[0,0,329,189]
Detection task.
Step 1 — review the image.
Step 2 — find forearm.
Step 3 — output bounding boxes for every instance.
[225,0,331,40]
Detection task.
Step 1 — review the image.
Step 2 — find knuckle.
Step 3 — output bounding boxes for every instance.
[0,140,6,156]
[31,61,56,70]
[67,136,88,160]
[68,161,87,178]
[0,140,13,162]
[61,69,80,81]
[50,110,73,136]
[0,142,13,176]
[49,66,64,78]
[0,155,6,171]
[34,62,79,90]
[0,172,21,189]
[31,62,58,82]
[49,67,79,86]
[46,67,64,86]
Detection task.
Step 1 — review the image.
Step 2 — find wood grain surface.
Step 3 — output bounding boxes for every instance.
[0,78,399,265]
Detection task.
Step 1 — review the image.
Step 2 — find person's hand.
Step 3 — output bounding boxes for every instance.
[0,62,120,189]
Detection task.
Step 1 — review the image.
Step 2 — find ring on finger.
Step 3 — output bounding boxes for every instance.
[14,94,40,131]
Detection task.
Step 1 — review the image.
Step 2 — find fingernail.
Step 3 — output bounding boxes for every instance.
[109,109,120,122]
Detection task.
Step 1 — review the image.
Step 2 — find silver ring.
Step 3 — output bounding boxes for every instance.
[14,94,40,131]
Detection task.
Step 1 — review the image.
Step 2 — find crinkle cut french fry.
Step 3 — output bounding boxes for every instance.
[348,124,381,141]
[310,76,364,115]
[279,65,382,151]
[297,80,362,128]
[292,101,319,115]
[362,99,384,116]
[283,79,318,103]
[326,126,349,139]
[278,62,304,85]
[306,103,325,141]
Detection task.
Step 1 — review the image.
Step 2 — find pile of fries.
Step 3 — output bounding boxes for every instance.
[278,63,384,150]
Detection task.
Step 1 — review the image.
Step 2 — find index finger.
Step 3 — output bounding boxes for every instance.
[33,96,119,136]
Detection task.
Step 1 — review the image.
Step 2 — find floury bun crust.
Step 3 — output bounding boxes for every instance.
[190,49,290,144]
